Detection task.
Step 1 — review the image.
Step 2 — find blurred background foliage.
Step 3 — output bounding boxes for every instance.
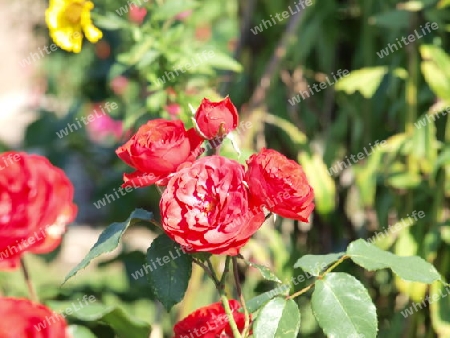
[2,0,450,337]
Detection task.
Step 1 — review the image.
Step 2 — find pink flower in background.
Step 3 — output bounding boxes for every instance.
[174,10,192,21]
[129,6,147,24]
[110,76,129,96]
[166,103,181,119]
[86,104,124,143]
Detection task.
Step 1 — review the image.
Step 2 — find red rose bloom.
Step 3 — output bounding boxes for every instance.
[194,97,239,140]
[173,300,246,338]
[116,119,204,188]
[245,148,315,222]
[160,156,265,255]
[0,152,77,269]
[0,297,69,337]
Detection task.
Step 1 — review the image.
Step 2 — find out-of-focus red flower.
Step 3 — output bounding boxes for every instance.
[160,156,265,255]
[194,97,239,140]
[129,6,147,24]
[95,40,110,59]
[245,148,315,222]
[166,103,181,119]
[173,300,247,338]
[110,76,129,96]
[0,297,69,337]
[195,25,212,42]
[0,152,77,270]
[116,119,204,188]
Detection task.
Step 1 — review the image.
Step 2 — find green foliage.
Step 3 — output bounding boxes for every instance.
[49,302,151,338]
[146,234,193,311]
[312,273,378,338]
[347,239,441,283]
[253,297,301,338]
[63,209,153,284]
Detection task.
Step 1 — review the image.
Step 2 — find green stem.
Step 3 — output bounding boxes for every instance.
[220,293,242,338]
[193,258,220,286]
[220,256,231,285]
[20,257,38,303]
[219,257,242,338]
[323,255,349,275]
[286,283,314,300]
[288,255,349,300]
[232,257,250,337]
[197,257,242,338]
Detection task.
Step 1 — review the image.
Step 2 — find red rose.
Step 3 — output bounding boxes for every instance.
[160,156,265,255]
[0,152,77,269]
[245,148,315,222]
[173,300,246,338]
[194,97,239,140]
[0,297,69,337]
[116,119,204,188]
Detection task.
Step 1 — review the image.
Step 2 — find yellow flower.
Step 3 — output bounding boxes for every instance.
[45,0,103,53]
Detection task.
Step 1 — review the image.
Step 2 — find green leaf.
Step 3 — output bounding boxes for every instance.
[68,325,96,338]
[335,67,388,98]
[244,285,290,313]
[312,272,378,338]
[294,253,344,276]
[254,297,301,338]
[63,209,153,284]
[430,281,450,336]
[93,13,129,30]
[245,260,282,283]
[420,45,450,101]
[298,151,336,216]
[264,114,307,146]
[347,239,441,283]
[59,303,150,338]
[369,10,411,29]
[146,234,192,311]
[201,51,242,72]
[421,61,450,102]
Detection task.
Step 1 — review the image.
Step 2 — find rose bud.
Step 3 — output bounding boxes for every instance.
[160,156,265,255]
[173,300,247,338]
[194,97,239,140]
[0,297,69,337]
[0,152,77,270]
[245,148,315,222]
[116,119,204,188]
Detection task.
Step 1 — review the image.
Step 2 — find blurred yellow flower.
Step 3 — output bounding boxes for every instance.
[45,0,103,53]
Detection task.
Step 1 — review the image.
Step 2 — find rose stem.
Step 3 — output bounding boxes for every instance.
[20,256,38,303]
[219,257,242,338]
[232,257,250,337]
[192,258,220,286]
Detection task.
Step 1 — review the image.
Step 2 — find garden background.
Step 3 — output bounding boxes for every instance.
[0,0,449,337]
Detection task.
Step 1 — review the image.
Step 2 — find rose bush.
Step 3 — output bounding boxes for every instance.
[0,152,77,269]
[173,300,246,338]
[0,297,69,337]
[116,119,204,188]
[245,148,315,222]
[160,155,265,255]
[195,97,239,140]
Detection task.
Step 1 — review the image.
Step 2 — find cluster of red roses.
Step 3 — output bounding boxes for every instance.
[0,152,76,336]
[116,97,315,337]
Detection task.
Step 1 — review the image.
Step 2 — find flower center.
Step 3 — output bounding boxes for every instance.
[64,1,84,24]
